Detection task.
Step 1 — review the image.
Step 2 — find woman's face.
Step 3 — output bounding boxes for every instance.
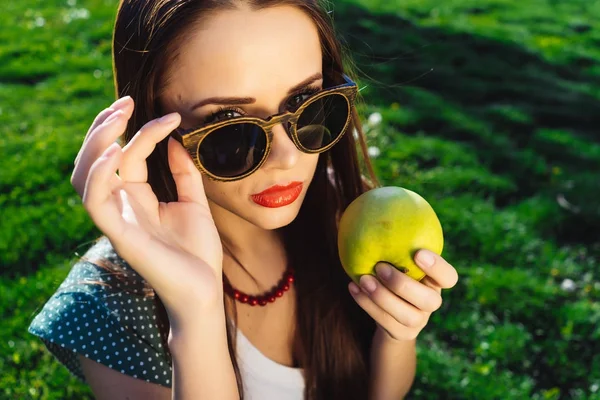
[160,5,322,230]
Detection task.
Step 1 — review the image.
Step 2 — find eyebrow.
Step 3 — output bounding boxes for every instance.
[189,72,323,111]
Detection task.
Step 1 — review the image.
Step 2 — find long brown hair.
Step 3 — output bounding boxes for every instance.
[99,1,380,398]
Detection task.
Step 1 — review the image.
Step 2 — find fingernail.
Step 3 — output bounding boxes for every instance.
[359,275,377,294]
[113,96,132,110]
[349,283,360,296]
[375,263,392,280]
[417,249,435,268]
[104,110,124,124]
[104,142,120,157]
[159,112,179,124]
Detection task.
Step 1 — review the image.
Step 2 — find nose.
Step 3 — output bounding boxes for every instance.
[262,123,300,171]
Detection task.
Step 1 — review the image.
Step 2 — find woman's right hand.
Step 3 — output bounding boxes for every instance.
[71,96,225,323]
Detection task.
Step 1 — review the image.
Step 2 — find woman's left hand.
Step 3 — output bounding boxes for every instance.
[348,249,459,342]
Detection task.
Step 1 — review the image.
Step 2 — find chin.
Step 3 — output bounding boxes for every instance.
[247,203,303,230]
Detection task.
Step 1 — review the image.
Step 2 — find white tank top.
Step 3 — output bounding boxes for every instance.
[235,328,305,399]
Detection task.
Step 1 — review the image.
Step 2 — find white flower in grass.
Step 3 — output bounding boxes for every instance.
[64,8,90,23]
[560,279,576,292]
[34,16,46,27]
[368,112,382,126]
[367,146,381,158]
[353,127,359,139]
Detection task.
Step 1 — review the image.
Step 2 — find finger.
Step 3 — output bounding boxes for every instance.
[82,142,126,239]
[355,275,427,328]
[75,108,117,167]
[349,282,421,341]
[374,263,442,312]
[71,108,132,197]
[118,182,161,227]
[420,276,443,294]
[415,249,459,289]
[168,136,209,206]
[75,96,133,166]
[119,112,181,183]
[84,96,133,144]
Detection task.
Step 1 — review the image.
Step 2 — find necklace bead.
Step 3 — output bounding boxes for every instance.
[224,267,294,306]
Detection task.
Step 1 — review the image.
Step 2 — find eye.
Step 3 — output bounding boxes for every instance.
[286,87,321,110]
[203,107,245,124]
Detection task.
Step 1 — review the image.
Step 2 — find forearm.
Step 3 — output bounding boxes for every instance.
[168,304,239,400]
[369,328,417,400]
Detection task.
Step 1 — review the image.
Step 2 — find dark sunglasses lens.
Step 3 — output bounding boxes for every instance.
[296,93,349,150]
[198,123,267,178]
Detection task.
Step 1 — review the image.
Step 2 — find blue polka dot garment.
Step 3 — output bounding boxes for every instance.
[28,236,173,387]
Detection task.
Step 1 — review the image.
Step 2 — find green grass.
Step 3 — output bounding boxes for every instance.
[2,0,599,399]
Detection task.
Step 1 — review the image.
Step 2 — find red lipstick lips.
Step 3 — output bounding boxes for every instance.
[250,181,304,208]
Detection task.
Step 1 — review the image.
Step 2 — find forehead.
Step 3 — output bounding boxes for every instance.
[162,5,323,108]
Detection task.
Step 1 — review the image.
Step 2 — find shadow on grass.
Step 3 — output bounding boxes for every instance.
[334,2,600,249]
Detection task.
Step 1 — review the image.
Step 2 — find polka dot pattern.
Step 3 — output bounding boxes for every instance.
[28,237,172,388]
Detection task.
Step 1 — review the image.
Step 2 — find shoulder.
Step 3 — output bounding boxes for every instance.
[28,236,172,387]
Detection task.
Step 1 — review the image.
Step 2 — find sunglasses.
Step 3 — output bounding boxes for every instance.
[170,74,358,182]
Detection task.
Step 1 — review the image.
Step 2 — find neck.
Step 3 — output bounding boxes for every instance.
[209,199,289,293]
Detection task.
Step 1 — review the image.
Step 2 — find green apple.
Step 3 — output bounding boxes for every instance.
[337,186,444,283]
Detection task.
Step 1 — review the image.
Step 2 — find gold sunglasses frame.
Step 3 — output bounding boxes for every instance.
[169,74,358,182]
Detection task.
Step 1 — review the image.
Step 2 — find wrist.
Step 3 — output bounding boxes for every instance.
[166,302,239,400]
[164,272,226,328]
[375,325,418,345]
[169,302,226,341]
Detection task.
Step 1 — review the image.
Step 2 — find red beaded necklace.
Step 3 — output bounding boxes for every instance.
[223,266,295,306]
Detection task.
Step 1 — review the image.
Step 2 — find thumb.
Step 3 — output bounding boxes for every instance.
[168,136,209,206]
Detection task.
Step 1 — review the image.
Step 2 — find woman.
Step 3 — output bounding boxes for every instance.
[28,0,458,399]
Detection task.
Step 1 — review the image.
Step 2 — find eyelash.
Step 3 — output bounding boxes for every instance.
[202,85,322,124]
[203,106,246,124]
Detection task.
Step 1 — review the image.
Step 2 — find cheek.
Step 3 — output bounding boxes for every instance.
[304,153,320,174]
[201,176,240,206]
